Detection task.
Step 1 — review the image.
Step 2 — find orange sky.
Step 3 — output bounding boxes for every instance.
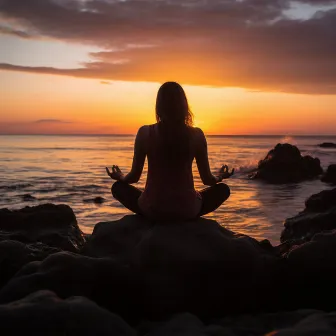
[1,71,336,135]
[1,0,336,135]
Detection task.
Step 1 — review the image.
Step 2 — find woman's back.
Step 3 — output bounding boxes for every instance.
[138,123,202,220]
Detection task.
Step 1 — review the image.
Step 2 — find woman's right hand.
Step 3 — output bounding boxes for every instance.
[217,165,235,180]
[106,165,124,181]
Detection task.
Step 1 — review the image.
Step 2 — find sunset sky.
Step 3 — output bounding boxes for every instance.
[0,0,336,135]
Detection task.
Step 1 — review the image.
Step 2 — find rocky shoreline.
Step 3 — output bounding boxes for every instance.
[0,185,335,334]
[0,143,335,334]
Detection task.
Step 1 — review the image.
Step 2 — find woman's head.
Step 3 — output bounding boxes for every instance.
[156,82,193,127]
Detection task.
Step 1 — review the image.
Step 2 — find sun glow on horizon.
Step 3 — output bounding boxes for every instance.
[1,70,336,136]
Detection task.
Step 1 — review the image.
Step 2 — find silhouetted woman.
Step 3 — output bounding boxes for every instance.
[106,82,234,220]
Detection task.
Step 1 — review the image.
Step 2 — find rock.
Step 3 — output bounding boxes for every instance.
[249,143,323,183]
[0,290,135,336]
[0,252,140,321]
[281,188,336,244]
[0,240,59,288]
[4,292,336,336]
[215,310,336,336]
[282,229,336,312]
[20,194,37,202]
[0,204,86,253]
[0,216,280,320]
[287,230,336,266]
[142,310,336,335]
[305,187,336,212]
[276,188,336,312]
[83,196,106,204]
[319,142,336,148]
[321,164,336,184]
[82,215,153,258]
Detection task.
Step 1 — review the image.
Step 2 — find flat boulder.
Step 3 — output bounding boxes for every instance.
[83,216,281,317]
[0,204,86,253]
[281,188,336,245]
[249,143,323,183]
[321,164,336,184]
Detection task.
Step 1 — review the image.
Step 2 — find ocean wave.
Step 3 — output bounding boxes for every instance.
[65,184,104,192]
[38,193,82,202]
[235,161,259,174]
[36,188,58,193]
[0,183,33,191]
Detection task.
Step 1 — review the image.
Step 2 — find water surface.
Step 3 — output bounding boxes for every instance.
[0,135,335,243]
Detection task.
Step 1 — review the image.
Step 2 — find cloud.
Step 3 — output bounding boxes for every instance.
[34,119,73,124]
[100,80,111,85]
[0,25,32,38]
[0,0,336,94]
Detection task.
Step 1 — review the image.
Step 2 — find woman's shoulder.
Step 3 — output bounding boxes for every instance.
[137,124,158,140]
[137,124,152,133]
[138,123,157,131]
[189,126,205,138]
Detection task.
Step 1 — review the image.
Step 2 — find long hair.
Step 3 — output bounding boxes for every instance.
[156,82,193,127]
[154,82,194,160]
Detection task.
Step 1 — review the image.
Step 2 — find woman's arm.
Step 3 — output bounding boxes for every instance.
[106,127,147,184]
[195,128,234,186]
[121,126,147,184]
[195,128,221,186]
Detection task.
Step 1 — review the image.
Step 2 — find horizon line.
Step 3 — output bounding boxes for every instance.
[0,133,335,137]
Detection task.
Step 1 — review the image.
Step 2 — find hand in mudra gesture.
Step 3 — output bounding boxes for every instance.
[218,165,235,180]
[106,165,124,181]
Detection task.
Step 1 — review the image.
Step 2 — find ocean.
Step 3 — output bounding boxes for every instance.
[0,135,335,244]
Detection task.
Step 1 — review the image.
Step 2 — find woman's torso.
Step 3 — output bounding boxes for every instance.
[138,123,202,220]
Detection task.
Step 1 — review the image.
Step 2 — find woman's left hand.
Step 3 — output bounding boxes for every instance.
[106,165,124,181]
[218,165,235,180]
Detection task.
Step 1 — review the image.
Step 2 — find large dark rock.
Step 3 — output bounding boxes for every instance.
[321,164,336,184]
[0,215,281,320]
[274,188,336,312]
[0,252,139,321]
[0,204,86,252]
[0,290,135,336]
[282,228,336,313]
[281,188,336,244]
[0,240,59,288]
[319,142,336,148]
[250,143,323,183]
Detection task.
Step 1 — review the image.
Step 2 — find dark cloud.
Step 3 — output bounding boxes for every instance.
[0,0,336,94]
[100,80,111,85]
[34,119,72,124]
